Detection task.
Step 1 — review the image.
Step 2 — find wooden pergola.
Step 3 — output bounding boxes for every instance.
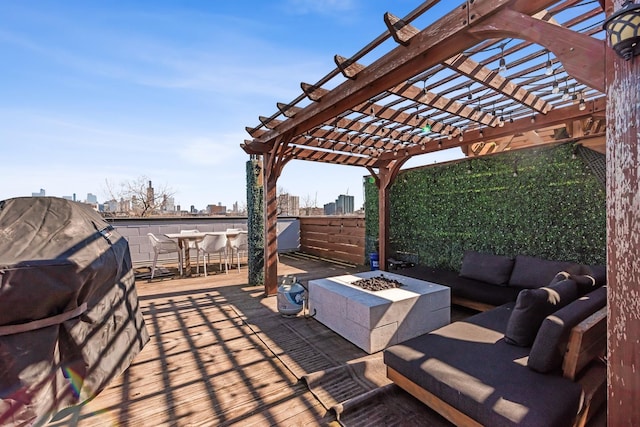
[242,1,639,424]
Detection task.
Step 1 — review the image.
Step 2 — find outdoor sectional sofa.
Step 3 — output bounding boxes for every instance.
[397,250,606,311]
[384,252,607,426]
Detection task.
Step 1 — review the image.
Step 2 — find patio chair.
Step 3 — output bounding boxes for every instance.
[199,233,229,276]
[180,229,201,273]
[148,233,182,279]
[227,232,248,272]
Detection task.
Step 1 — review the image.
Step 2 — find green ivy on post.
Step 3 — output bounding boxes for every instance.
[246,156,264,286]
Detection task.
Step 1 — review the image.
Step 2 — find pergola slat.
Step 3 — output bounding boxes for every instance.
[443,54,552,114]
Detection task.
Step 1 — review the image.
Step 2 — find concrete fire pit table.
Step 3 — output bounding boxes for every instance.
[308,270,450,353]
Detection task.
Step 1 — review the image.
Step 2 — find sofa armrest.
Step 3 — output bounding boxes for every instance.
[563,307,607,380]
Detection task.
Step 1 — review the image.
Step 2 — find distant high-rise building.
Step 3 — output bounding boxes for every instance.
[146,181,154,207]
[336,194,355,214]
[86,193,98,204]
[324,202,336,215]
[278,193,299,216]
[104,199,118,213]
[32,188,46,197]
[118,197,130,213]
[160,195,175,212]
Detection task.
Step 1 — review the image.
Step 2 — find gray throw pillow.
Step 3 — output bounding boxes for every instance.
[569,273,598,295]
[504,278,578,347]
[528,286,607,373]
[459,250,514,286]
[508,255,577,289]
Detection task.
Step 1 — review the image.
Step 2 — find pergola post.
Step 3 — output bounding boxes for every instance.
[261,136,294,296]
[374,158,408,271]
[605,1,640,424]
[377,179,390,271]
[263,151,280,296]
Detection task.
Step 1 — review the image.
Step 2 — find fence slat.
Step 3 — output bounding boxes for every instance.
[299,216,365,265]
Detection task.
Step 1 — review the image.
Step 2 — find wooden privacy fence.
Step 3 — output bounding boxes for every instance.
[299,216,366,265]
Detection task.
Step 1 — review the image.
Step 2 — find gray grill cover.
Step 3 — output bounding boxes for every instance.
[0,197,149,426]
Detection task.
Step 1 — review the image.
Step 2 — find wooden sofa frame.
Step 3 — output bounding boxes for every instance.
[451,295,496,312]
[387,307,607,427]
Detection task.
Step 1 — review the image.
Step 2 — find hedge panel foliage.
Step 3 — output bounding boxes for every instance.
[364,144,606,270]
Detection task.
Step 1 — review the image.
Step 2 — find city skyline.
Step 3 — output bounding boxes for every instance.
[28,185,360,215]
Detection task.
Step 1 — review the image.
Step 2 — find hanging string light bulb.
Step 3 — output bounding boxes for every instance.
[499,43,508,74]
[420,107,432,134]
[545,50,553,76]
[562,81,570,101]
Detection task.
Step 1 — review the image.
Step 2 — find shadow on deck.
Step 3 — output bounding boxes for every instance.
[46,254,605,426]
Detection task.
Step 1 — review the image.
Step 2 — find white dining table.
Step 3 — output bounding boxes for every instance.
[164,230,247,277]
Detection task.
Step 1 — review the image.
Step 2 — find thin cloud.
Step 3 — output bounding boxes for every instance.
[179,135,243,166]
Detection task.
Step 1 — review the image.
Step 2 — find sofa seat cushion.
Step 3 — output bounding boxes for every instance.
[508,255,578,289]
[504,278,578,347]
[384,304,584,427]
[459,250,515,285]
[528,286,607,373]
[400,266,521,306]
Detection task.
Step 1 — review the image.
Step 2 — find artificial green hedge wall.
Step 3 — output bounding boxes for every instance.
[364,143,606,271]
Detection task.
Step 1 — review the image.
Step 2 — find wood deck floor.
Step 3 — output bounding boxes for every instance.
[46,254,374,426]
[45,254,606,427]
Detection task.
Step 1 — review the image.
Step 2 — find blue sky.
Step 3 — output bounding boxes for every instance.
[0,0,463,211]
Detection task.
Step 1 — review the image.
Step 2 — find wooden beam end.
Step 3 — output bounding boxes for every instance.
[384,12,419,46]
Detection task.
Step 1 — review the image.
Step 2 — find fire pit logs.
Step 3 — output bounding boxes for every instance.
[351,274,403,291]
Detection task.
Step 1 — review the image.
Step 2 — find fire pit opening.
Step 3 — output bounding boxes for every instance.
[351,274,403,291]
